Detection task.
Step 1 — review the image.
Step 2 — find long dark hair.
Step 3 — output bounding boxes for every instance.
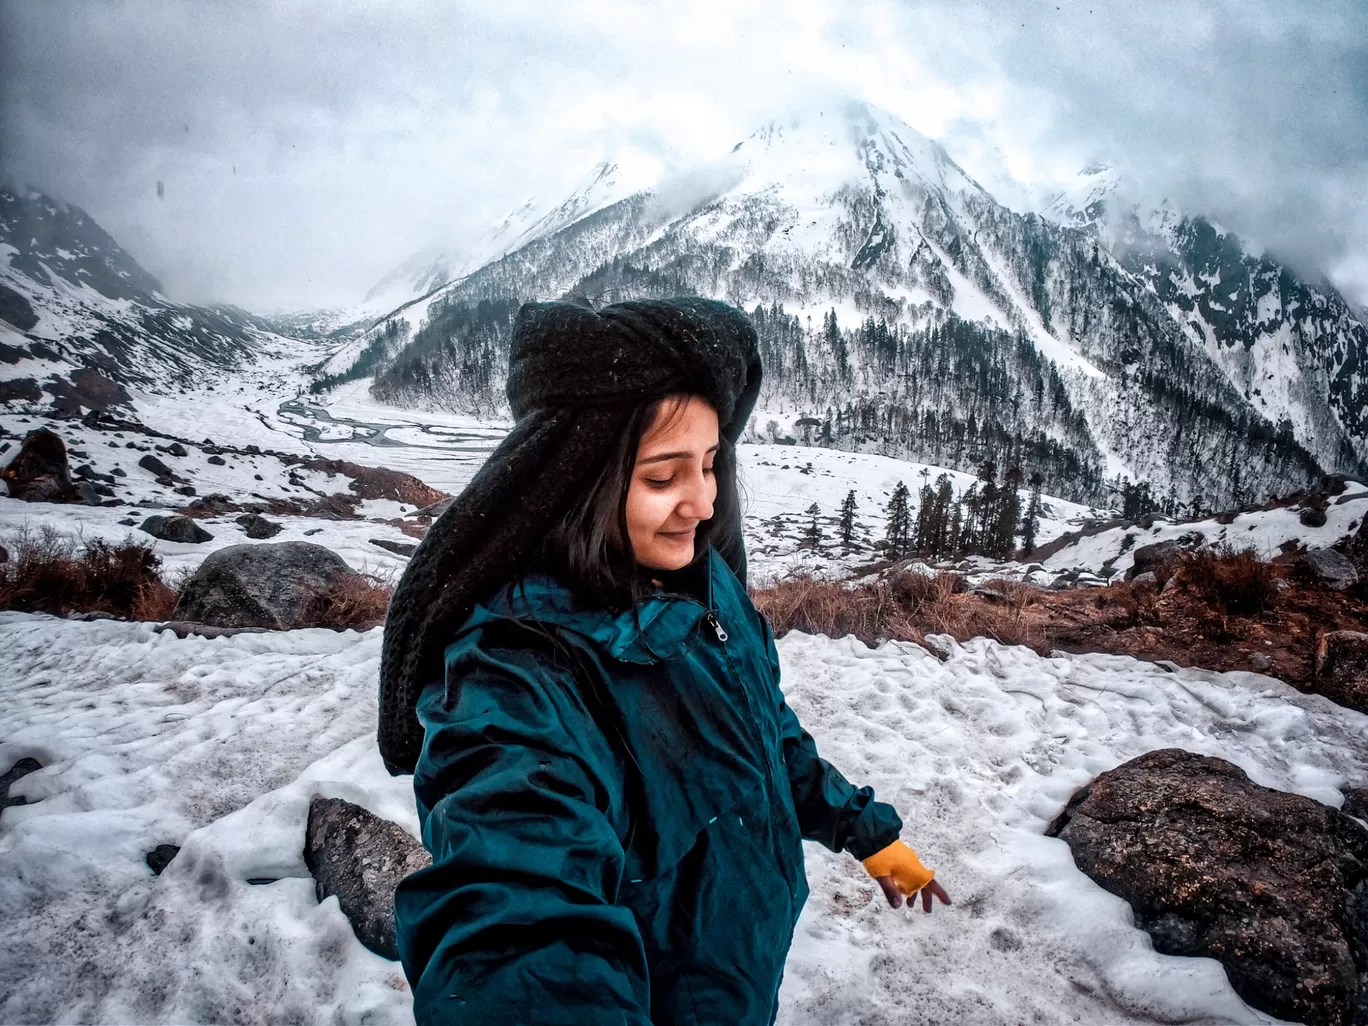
[522,392,739,612]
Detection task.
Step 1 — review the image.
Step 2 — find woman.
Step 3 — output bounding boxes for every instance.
[379,298,949,1026]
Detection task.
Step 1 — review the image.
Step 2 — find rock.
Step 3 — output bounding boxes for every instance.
[236,513,282,539]
[1047,748,1368,1026]
[118,517,137,526]
[1314,631,1368,714]
[1303,548,1359,591]
[0,543,7,563]
[971,586,1009,603]
[1248,651,1273,672]
[0,427,83,503]
[173,484,196,496]
[140,514,214,544]
[146,844,181,875]
[1125,538,1185,580]
[137,453,174,478]
[369,538,417,557]
[110,467,126,477]
[1,756,42,808]
[207,454,226,466]
[1130,571,1158,589]
[303,527,323,536]
[304,796,431,960]
[412,496,455,518]
[157,442,188,458]
[172,541,361,630]
[1301,507,1329,528]
[1344,789,1368,822]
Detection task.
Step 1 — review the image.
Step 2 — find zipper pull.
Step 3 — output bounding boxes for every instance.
[706,611,728,643]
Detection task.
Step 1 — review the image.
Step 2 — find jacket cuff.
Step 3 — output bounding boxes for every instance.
[841,792,903,860]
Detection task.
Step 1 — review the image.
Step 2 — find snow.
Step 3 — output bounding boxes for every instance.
[5,613,1365,1023]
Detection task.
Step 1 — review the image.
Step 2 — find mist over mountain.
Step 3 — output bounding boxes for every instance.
[321,101,1367,508]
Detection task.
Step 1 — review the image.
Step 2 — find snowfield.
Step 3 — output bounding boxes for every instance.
[3,611,1365,1024]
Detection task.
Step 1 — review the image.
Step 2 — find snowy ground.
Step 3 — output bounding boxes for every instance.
[5,374,1368,1024]
[3,612,1366,1024]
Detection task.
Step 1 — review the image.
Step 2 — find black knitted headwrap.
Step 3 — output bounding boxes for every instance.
[377,297,762,775]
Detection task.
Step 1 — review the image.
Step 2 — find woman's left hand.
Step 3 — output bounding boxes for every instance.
[875,875,952,912]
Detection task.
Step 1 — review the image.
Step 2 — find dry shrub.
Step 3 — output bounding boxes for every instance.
[1177,546,1279,616]
[751,568,1047,653]
[0,525,178,619]
[301,570,394,630]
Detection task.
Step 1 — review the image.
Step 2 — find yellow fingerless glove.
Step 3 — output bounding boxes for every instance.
[861,840,935,894]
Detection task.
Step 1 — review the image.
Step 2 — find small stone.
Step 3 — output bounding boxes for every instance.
[1130,571,1158,589]
[303,527,323,536]
[236,513,282,539]
[145,844,181,875]
[173,485,196,496]
[207,455,226,466]
[369,538,417,557]
[118,518,137,526]
[1248,652,1273,672]
[110,467,126,477]
[1,756,42,808]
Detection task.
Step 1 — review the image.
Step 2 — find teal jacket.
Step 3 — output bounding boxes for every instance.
[394,547,903,1025]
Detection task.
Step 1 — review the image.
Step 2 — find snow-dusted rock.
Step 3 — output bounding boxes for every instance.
[368,538,415,557]
[235,513,282,539]
[139,514,213,544]
[172,541,361,630]
[1301,507,1330,528]
[303,796,430,961]
[1126,538,1190,580]
[1048,748,1368,1026]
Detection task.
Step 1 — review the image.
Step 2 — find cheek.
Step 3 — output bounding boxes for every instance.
[624,481,663,539]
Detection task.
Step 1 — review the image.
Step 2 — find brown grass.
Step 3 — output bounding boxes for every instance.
[300,570,394,631]
[1174,546,1280,615]
[751,567,1049,654]
[0,525,179,620]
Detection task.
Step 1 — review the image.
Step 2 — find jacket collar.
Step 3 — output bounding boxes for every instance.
[453,547,725,666]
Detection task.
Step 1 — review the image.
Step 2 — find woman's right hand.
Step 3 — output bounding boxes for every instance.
[874,874,952,912]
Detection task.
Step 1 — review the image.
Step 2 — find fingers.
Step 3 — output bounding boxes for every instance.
[875,875,903,908]
[920,880,952,912]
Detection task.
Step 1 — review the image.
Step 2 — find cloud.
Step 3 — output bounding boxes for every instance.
[1,0,1364,309]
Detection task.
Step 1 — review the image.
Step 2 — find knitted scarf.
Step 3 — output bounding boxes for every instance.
[377,297,762,775]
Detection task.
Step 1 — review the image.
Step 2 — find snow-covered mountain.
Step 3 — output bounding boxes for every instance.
[0,185,313,412]
[337,100,1366,507]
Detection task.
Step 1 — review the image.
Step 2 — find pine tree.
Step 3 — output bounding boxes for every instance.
[1022,472,1043,555]
[838,490,857,546]
[884,482,912,558]
[804,503,822,549]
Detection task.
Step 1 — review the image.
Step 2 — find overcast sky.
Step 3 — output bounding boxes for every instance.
[2,0,1365,311]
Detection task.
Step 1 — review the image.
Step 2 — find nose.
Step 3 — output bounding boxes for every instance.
[677,467,715,522]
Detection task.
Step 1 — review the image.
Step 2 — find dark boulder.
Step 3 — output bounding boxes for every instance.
[368,538,417,557]
[0,543,7,564]
[1302,507,1330,528]
[137,453,174,478]
[157,442,188,458]
[172,541,361,629]
[0,427,86,503]
[236,513,282,539]
[1126,537,1191,580]
[1048,748,1368,1026]
[1,756,42,808]
[145,844,181,875]
[140,514,213,544]
[207,454,226,466]
[1303,548,1360,591]
[1315,631,1368,715]
[303,796,431,960]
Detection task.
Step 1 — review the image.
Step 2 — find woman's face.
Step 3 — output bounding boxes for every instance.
[626,396,720,571]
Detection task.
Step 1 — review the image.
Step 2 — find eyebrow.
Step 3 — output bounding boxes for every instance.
[637,445,720,466]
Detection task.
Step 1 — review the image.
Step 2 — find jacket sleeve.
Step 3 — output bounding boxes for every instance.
[394,644,650,1026]
[762,617,903,860]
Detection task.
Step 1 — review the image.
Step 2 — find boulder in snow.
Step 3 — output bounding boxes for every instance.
[1314,630,1368,714]
[145,844,181,876]
[1126,540,1179,579]
[1301,507,1329,528]
[140,514,213,544]
[1,756,42,808]
[0,427,91,504]
[136,453,174,479]
[236,513,282,539]
[303,796,431,961]
[1047,748,1368,1026]
[369,538,417,557]
[1303,548,1360,591]
[172,541,361,630]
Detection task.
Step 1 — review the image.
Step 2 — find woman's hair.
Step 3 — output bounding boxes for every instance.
[522,393,738,611]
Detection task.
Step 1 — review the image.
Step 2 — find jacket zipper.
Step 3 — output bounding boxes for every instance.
[705,611,728,643]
